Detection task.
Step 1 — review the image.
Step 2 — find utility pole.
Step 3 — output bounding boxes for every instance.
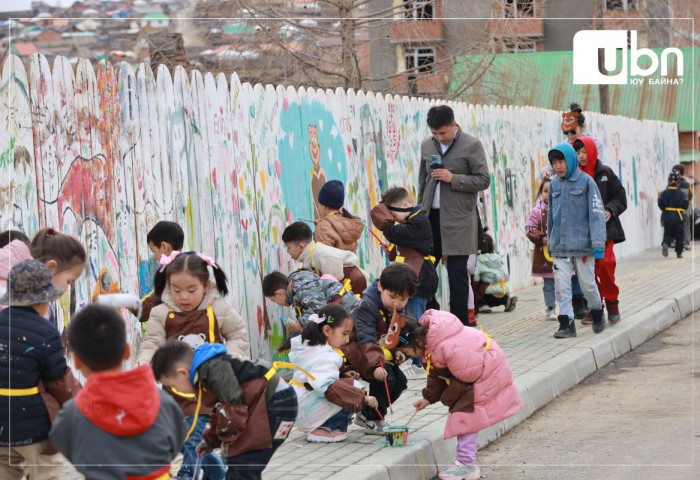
[594,0,610,114]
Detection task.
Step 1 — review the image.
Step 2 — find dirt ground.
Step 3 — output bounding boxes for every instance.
[475,312,699,480]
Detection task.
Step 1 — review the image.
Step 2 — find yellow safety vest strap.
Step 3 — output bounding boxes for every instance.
[264,361,316,382]
[289,379,306,387]
[141,289,155,302]
[183,383,203,442]
[488,278,507,296]
[380,346,394,361]
[665,207,685,220]
[206,306,216,343]
[338,278,353,297]
[169,386,195,398]
[0,386,39,396]
[424,255,436,263]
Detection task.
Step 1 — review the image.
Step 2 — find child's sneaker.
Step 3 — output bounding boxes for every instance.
[400,362,427,379]
[581,310,593,325]
[438,460,481,480]
[662,243,669,257]
[546,307,557,321]
[354,412,387,435]
[306,427,348,443]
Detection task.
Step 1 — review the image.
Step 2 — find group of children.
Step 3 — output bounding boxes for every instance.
[525,104,628,339]
[0,177,522,480]
[15,102,686,478]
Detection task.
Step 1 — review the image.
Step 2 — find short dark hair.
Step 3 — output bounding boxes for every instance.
[68,304,126,371]
[0,230,30,248]
[672,164,685,175]
[548,149,565,162]
[301,304,352,346]
[151,339,193,380]
[147,221,185,251]
[426,105,455,129]
[379,263,418,298]
[572,139,585,151]
[282,222,313,244]
[262,271,289,297]
[381,186,410,206]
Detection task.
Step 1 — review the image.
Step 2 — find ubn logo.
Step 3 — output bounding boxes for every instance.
[573,30,683,85]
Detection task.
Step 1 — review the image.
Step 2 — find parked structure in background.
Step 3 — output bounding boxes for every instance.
[367,0,698,97]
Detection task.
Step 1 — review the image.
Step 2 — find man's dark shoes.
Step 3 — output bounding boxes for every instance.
[554,315,576,338]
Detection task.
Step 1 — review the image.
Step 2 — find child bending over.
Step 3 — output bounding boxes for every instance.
[396,310,521,480]
[289,304,377,442]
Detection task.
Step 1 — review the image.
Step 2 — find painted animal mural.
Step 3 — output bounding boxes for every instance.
[0,54,679,362]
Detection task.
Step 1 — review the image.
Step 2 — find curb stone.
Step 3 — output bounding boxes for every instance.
[330,281,699,478]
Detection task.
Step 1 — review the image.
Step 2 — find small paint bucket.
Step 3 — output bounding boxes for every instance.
[384,425,409,447]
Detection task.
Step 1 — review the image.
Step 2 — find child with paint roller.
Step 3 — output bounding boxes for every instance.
[288,304,378,443]
[395,310,522,480]
[525,176,557,320]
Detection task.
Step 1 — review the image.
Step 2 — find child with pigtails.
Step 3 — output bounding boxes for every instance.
[139,251,250,480]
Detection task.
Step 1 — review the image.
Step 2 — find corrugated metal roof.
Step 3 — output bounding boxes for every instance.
[453,48,698,132]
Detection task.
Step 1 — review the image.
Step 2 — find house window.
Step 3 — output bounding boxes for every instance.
[503,41,536,53]
[604,0,639,10]
[404,46,436,73]
[503,0,535,18]
[403,0,434,20]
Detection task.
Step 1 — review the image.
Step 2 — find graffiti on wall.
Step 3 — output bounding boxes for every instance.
[0,54,679,360]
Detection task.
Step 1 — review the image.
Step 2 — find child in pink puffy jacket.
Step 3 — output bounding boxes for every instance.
[396,310,521,480]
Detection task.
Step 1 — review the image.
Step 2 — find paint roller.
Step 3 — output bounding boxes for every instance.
[97,293,142,319]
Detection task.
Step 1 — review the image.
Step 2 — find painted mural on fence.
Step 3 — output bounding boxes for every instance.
[0,54,678,361]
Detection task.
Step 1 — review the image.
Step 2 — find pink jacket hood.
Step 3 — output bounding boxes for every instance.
[0,240,33,289]
[420,309,522,437]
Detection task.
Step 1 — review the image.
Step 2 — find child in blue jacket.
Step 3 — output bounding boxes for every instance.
[547,143,607,338]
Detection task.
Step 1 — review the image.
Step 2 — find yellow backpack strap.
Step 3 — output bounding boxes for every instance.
[338,278,353,296]
[264,361,316,381]
[169,386,195,398]
[207,306,216,343]
[183,383,203,442]
[479,326,492,351]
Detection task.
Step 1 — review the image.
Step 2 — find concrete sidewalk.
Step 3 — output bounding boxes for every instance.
[261,246,699,480]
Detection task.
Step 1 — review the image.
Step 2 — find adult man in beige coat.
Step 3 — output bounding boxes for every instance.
[418,105,490,326]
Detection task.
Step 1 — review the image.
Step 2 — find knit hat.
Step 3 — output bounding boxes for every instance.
[0,259,64,306]
[318,180,345,208]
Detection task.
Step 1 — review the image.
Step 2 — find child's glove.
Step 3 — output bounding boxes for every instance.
[592,247,605,260]
[195,440,214,456]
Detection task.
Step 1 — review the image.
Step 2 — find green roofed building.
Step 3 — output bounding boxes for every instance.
[452,48,698,164]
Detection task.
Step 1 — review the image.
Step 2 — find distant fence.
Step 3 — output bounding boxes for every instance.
[0,54,678,360]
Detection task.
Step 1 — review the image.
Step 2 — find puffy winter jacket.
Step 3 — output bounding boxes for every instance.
[420,309,521,438]
[314,212,364,253]
[0,306,76,446]
[577,136,627,243]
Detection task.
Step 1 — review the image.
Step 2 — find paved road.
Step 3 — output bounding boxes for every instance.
[477,311,700,480]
